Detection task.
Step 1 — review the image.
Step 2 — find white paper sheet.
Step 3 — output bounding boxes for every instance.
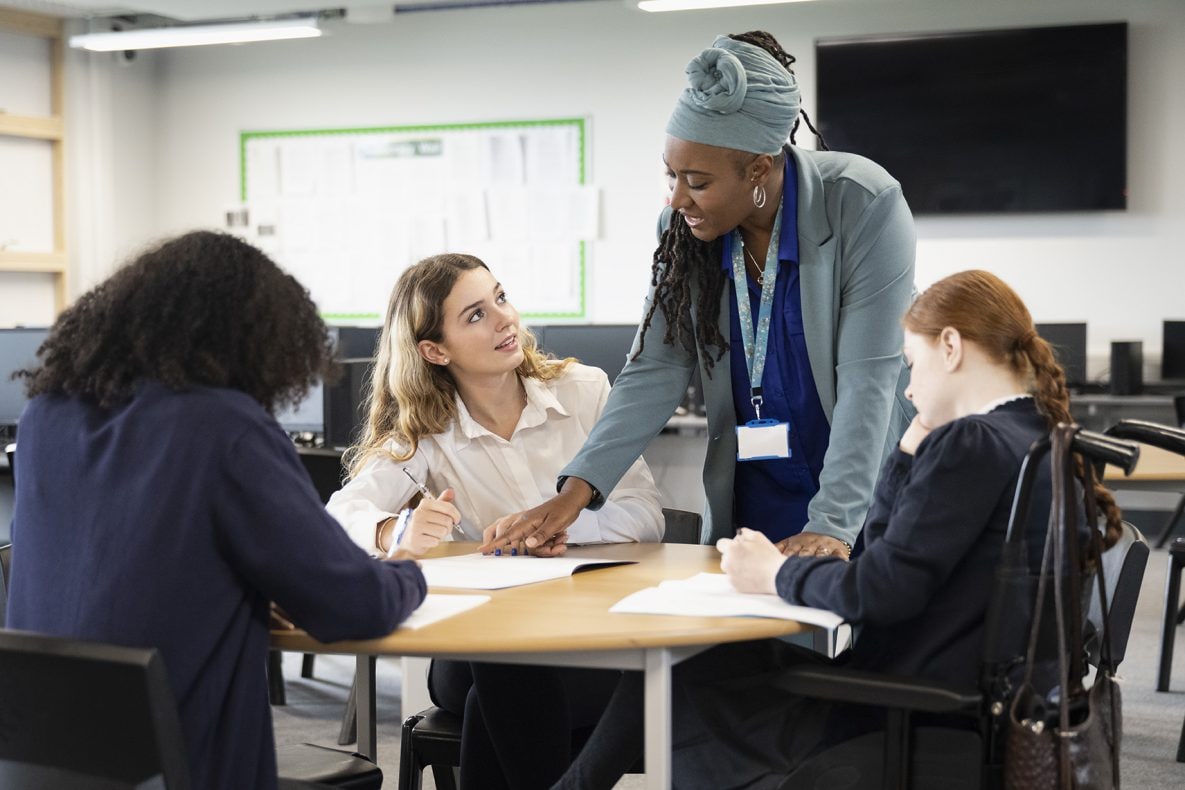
[400,594,490,630]
[610,573,843,630]
[419,553,633,590]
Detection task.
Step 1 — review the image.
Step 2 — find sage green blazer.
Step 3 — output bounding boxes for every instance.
[561,145,916,545]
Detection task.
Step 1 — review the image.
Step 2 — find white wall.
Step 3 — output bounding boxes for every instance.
[18,0,1185,380]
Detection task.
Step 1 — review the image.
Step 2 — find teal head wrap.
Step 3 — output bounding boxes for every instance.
[666,35,800,155]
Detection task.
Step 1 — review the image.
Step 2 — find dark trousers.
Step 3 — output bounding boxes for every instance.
[428,659,621,790]
[552,640,839,790]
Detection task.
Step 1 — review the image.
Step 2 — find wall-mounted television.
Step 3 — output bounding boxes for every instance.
[815,22,1127,215]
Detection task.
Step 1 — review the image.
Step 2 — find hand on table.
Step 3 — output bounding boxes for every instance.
[775,533,851,560]
[716,528,785,595]
[477,477,591,555]
[482,514,569,557]
[399,488,462,557]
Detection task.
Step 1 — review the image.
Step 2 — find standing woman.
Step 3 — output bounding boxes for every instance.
[326,253,663,790]
[488,31,915,557]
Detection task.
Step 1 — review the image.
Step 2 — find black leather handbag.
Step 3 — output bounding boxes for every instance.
[1005,425,1122,790]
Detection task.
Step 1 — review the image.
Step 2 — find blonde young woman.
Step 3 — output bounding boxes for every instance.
[326,253,663,790]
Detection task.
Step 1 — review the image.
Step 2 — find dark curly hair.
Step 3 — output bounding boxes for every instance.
[634,30,829,376]
[19,230,335,412]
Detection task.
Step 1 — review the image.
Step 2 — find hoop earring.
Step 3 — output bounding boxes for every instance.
[752,183,767,209]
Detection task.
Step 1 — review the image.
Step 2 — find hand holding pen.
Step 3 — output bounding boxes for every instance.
[390,468,465,558]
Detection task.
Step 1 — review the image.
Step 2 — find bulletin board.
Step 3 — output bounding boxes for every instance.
[237,118,592,321]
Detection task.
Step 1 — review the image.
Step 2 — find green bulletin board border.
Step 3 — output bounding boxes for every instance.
[239,118,588,320]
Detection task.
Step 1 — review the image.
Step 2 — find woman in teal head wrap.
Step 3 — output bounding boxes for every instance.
[488,31,915,568]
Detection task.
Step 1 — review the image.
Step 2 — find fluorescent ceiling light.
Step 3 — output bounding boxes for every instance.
[637,0,815,11]
[68,18,321,52]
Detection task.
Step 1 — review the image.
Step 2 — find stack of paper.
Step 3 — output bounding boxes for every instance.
[610,573,843,630]
[419,553,633,590]
[400,594,490,630]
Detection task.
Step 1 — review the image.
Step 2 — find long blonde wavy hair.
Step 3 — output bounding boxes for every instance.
[344,253,572,477]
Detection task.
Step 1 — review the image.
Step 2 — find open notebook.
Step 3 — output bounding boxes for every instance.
[419,553,634,590]
[610,573,843,630]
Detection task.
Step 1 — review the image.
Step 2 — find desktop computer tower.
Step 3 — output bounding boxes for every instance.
[1110,341,1144,396]
[323,358,374,448]
[1163,321,1185,381]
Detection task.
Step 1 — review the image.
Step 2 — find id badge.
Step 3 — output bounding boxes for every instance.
[736,419,791,461]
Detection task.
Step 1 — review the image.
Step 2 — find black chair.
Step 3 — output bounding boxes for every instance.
[777,427,1141,790]
[394,507,699,790]
[0,542,11,629]
[0,629,194,788]
[1150,395,1185,548]
[0,629,383,789]
[1086,520,1149,668]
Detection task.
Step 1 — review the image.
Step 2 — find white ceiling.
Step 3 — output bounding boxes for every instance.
[0,0,548,22]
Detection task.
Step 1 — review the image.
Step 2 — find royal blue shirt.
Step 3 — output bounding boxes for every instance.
[725,154,832,541]
[6,382,426,789]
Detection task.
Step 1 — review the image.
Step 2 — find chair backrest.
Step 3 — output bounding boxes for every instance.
[660,507,703,545]
[297,449,346,505]
[1174,394,1185,428]
[0,542,10,629]
[5,442,14,484]
[0,629,191,789]
[1086,520,1149,668]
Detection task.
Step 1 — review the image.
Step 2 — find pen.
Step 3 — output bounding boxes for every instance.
[402,467,466,539]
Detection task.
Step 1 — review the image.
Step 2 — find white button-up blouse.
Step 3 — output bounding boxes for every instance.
[327,364,665,552]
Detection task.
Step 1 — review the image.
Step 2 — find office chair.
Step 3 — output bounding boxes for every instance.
[0,629,384,789]
[0,629,194,789]
[777,427,1141,790]
[1148,396,1185,548]
[394,508,701,790]
[0,542,11,629]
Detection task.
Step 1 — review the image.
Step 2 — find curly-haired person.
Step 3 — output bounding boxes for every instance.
[6,230,426,790]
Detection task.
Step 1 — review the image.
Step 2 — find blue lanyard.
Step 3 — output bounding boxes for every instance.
[731,201,782,421]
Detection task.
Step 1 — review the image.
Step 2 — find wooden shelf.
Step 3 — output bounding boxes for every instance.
[0,8,63,38]
[0,113,63,141]
[1,8,69,317]
[0,251,67,274]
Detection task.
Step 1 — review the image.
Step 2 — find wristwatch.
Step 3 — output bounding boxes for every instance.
[557,476,604,509]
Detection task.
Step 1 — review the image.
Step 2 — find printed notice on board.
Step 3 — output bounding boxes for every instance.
[239,121,595,320]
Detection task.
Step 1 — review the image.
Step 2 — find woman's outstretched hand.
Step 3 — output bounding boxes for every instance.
[477,477,593,555]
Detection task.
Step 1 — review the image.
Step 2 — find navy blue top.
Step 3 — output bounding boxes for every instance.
[775,398,1053,688]
[6,382,426,790]
[725,154,832,541]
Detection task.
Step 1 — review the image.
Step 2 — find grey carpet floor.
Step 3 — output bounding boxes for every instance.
[272,543,1185,789]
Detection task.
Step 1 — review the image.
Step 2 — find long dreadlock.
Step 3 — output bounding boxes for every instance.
[633,30,828,376]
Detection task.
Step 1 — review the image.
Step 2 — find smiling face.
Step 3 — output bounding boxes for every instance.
[419,267,523,380]
[903,328,960,430]
[664,136,766,242]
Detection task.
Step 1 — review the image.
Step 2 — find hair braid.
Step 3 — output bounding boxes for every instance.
[1023,335,1124,547]
[633,213,729,374]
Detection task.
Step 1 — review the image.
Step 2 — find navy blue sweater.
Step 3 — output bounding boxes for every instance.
[6,382,426,789]
[775,399,1051,688]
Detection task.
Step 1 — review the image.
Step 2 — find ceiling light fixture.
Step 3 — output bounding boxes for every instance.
[636,0,814,12]
[68,17,322,52]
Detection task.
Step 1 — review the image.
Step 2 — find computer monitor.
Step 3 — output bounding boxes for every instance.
[538,325,638,384]
[333,326,381,359]
[1162,320,1185,380]
[275,380,325,434]
[0,328,50,428]
[1035,323,1088,388]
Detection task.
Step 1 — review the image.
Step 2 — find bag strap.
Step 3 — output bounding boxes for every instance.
[1082,459,1123,787]
[1081,460,1117,672]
